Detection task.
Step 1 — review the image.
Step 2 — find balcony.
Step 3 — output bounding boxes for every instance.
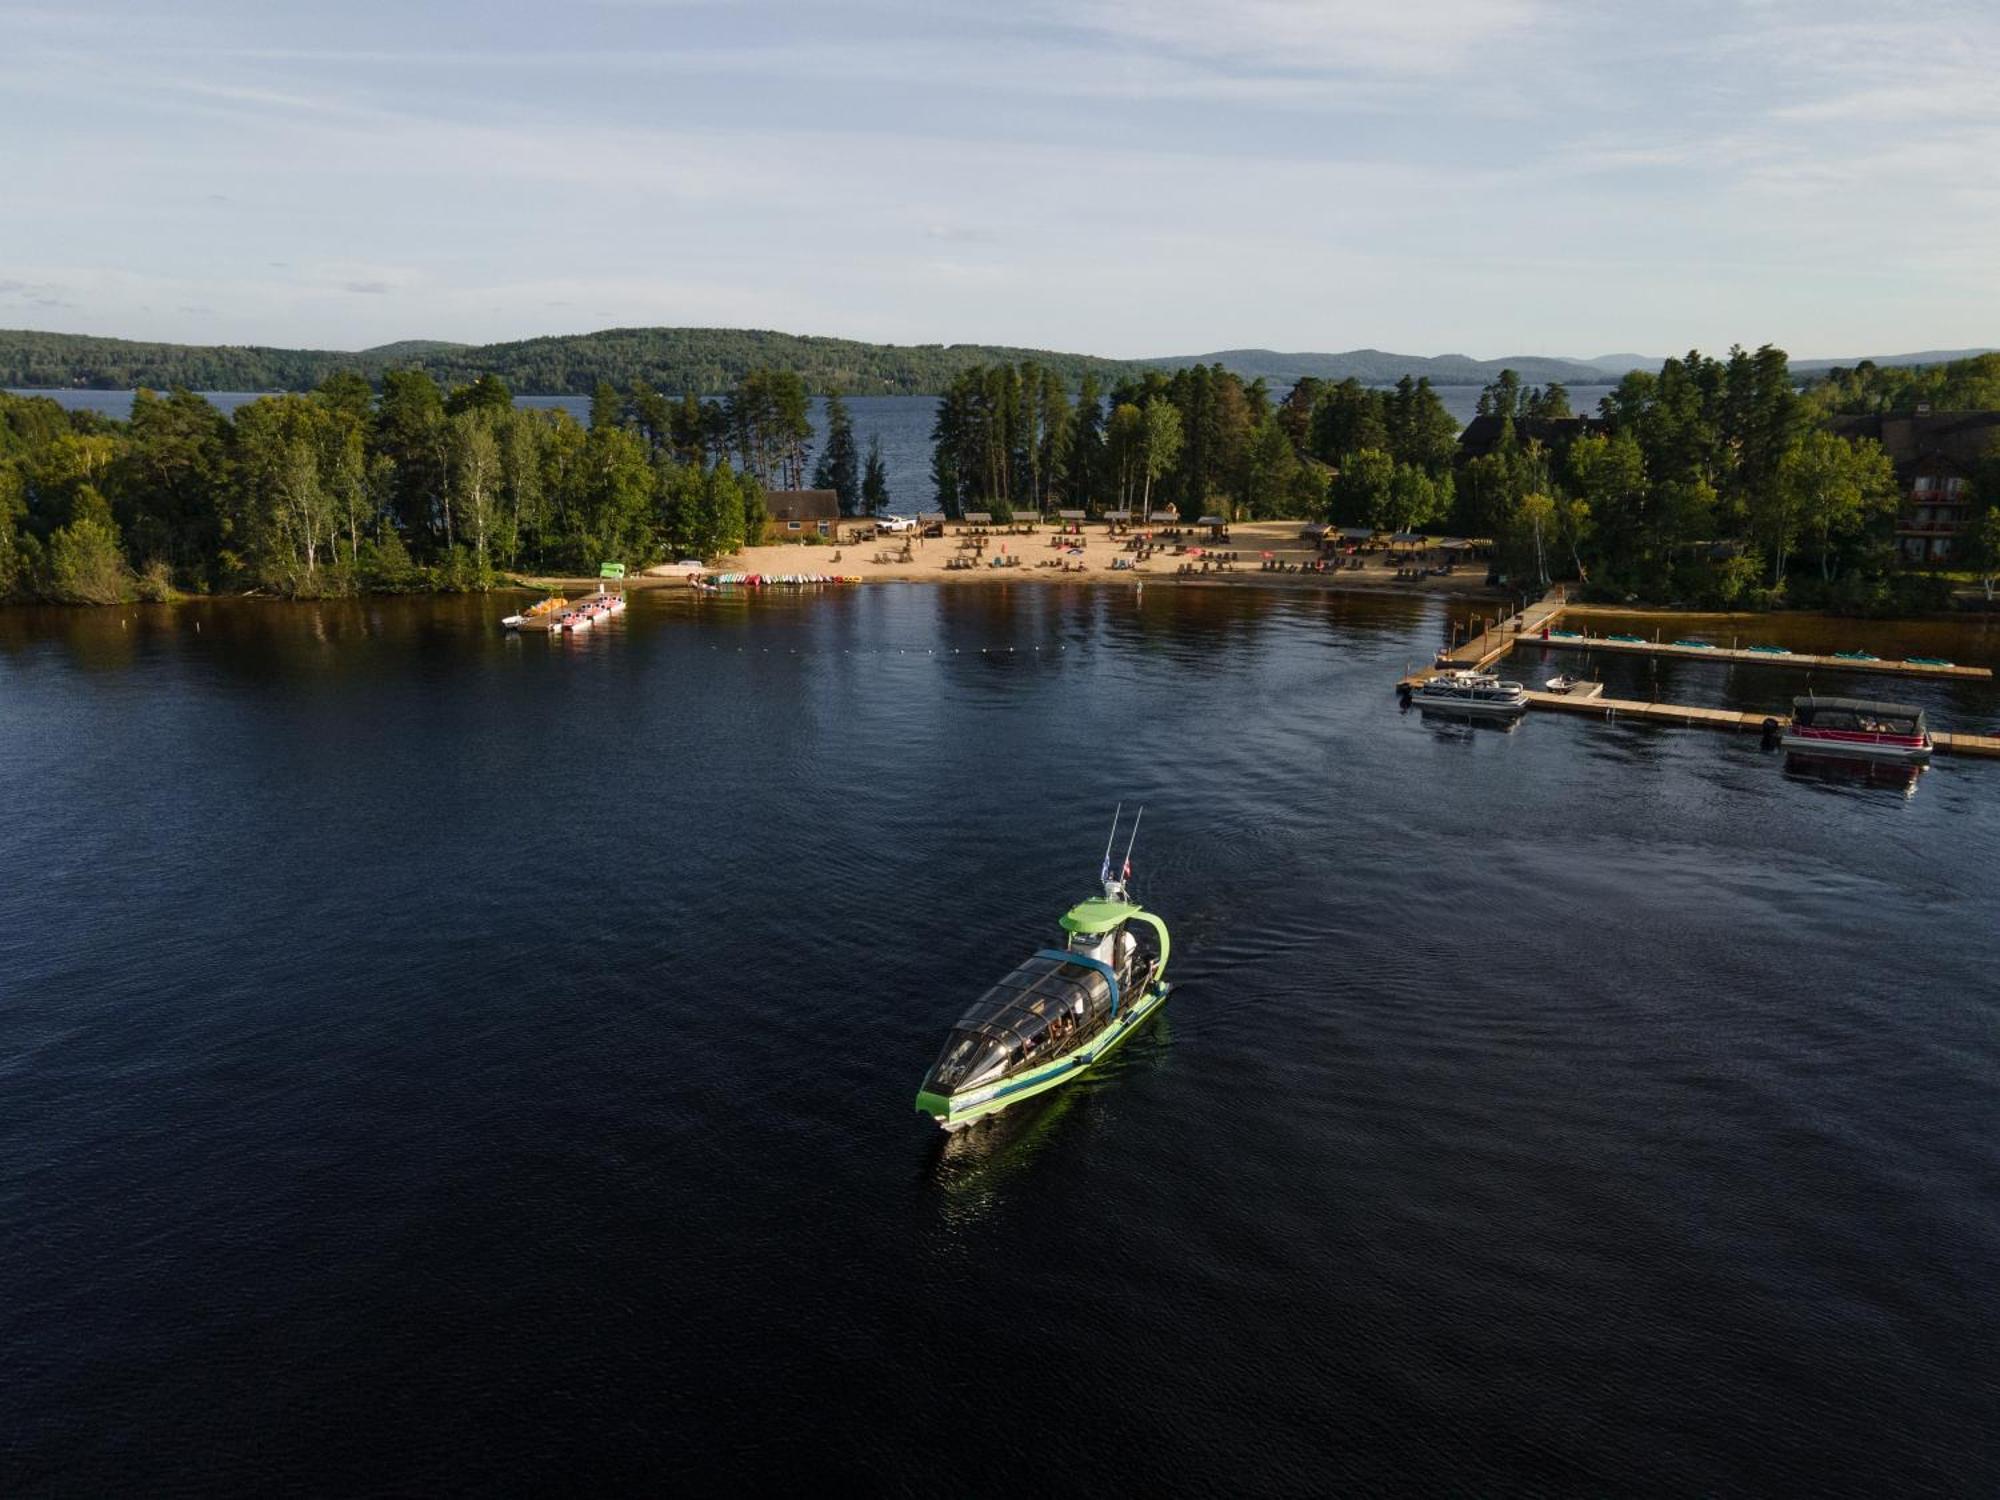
[1895,519,1968,536]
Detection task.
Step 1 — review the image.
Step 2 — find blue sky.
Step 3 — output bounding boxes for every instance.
[2,0,1994,358]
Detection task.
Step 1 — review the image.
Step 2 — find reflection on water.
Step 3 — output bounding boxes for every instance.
[1782,751,1926,800]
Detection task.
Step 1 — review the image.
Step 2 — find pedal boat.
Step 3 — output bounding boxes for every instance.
[915,887,1171,1132]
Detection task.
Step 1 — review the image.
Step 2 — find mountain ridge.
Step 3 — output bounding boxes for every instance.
[2,326,1990,398]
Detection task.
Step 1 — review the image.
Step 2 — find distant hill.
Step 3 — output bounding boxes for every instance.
[5,326,1990,399]
[1790,348,1997,373]
[359,339,470,360]
[1566,349,2000,378]
[0,327,1144,398]
[1151,347,1614,387]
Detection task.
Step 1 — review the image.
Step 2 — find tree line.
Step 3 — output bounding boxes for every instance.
[928,360,1485,534]
[1456,347,2000,611]
[0,326,1146,399]
[1806,352,2000,416]
[0,371,798,605]
[929,346,2000,612]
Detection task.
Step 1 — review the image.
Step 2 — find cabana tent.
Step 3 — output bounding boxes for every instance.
[964,511,994,527]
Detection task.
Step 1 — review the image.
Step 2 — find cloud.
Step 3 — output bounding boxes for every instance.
[342,280,393,294]
[1037,0,1543,74]
[0,276,76,309]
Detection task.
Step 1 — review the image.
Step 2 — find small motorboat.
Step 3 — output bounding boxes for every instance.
[500,613,526,630]
[1545,673,1580,693]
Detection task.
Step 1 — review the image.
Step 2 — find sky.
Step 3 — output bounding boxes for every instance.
[2,0,1995,360]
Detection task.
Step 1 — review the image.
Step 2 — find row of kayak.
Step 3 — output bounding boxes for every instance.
[698,572,863,588]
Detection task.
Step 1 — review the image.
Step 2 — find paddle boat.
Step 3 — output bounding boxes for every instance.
[502,594,567,629]
[915,809,1172,1131]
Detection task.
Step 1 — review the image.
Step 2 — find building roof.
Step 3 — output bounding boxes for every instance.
[1457,414,1600,461]
[964,511,994,523]
[1057,508,1087,519]
[1825,411,2000,479]
[764,489,840,524]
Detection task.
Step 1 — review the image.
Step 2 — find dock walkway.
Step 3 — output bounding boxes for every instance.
[1439,590,1570,671]
[1528,633,1991,682]
[1519,691,2000,758]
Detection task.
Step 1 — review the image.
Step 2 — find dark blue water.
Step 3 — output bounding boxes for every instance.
[3,587,1997,1495]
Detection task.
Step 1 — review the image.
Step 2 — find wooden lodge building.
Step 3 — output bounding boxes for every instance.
[1826,411,2000,564]
[762,489,840,540]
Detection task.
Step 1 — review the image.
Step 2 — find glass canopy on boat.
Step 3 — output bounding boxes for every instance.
[922,954,1117,1094]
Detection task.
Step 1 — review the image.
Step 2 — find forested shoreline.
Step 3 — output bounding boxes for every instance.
[0,371,821,604]
[925,349,2000,614]
[5,348,1997,612]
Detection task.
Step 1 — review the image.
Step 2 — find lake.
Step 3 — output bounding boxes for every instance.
[7,386,1620,519]
[3,585,1996,1493]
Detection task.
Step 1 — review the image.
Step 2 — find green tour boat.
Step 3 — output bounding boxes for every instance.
[915,809,1172,1131]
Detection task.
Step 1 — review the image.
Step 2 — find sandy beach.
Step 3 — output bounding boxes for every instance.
[523,519,1499,599]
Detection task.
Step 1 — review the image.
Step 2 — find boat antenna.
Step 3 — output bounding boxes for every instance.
[1100,803,1122,884]
[1119,805,1144,888]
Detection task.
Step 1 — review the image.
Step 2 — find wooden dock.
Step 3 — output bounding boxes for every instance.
[1437,590,1570,671]
[1517,691,2000,758]
[1526,632,1991,681]
[1399,585,1997,759]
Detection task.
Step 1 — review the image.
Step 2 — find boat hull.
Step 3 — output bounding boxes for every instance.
[1780,730,1932,764]
[1415,693,1527,719]
[915,981,1172,1131]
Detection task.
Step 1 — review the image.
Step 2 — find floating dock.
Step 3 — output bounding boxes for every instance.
[1517,691,2000,757]
[1401,588,1998,758]
[1528,633,1991,682]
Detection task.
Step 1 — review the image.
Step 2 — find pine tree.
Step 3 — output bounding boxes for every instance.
[811,390,862,513]
[861,435,889,514]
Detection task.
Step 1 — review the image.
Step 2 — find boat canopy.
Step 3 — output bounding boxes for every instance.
[1060,897,1139,933]
[922,953,1118,1094]
[1792,696,1925,733]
